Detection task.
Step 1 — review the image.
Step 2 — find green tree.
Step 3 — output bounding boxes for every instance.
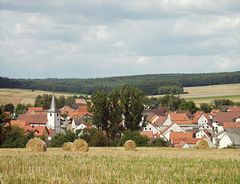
[120,86,145,131]
[179,101,197,114]
[3,103,14,114]
[79,129,108,146]
[15,104,30,116]
[0,126,28,148]
[200,103,212,113]
[108,89,124,141]
[89,91,109,132]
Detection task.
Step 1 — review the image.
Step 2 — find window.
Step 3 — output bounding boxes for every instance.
[144,128,147,130]
[149,128,151,130]
[50,113,52,117]
[57,113,59,117]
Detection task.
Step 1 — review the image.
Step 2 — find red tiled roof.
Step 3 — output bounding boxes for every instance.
[154,116,168,126]
[172,138,201,145]
[169,112,191,122]
[223,122,240,128]
[24,126,49,137]
[18,113,48,124]
[215,111,240,125]
[192,111,211,124]
[174,120,193,125]
[170,131,193,140]
[228,106,240,112]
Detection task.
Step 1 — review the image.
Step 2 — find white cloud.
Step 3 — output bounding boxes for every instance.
[0,0,239,78]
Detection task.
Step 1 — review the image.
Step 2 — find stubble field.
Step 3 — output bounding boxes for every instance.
[0,147,239,184]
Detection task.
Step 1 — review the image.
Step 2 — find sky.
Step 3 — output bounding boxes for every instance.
[0,0,240,79]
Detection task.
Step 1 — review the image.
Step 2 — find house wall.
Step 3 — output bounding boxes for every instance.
[198,115,208,126]
[219,133,232,148]
[143,123,159,134]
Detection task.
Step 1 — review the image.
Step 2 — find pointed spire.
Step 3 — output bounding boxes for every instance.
[49,93,57,112]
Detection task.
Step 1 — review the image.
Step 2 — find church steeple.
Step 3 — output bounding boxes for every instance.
[49,93,57,112]
[47,93,61,134]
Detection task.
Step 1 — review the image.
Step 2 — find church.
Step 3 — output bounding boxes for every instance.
[15,93,63,140]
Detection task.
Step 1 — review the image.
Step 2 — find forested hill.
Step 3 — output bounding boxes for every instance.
[0,71,240,95]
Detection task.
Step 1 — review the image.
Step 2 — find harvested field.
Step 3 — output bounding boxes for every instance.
[0,88,81,105]
[0,147,239,184]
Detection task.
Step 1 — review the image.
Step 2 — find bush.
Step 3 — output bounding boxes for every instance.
[115,130,149,147]
[50,131,76,147]
[79,129,108,146]
[150,138,171,147]
[0,126,33,148]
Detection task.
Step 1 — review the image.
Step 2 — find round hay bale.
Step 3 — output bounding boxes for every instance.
[124,140,136,151]
[196,139,209,149]
[62,142,73,151]
[26,138,47,152]
[71,139,89,152]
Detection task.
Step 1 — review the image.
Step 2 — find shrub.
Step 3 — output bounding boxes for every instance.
[116,130,149,147]
[50,131,76,147]
[79,129,108,146]
[150,138,171,147]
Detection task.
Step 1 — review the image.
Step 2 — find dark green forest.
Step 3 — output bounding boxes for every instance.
[0,71,239,95]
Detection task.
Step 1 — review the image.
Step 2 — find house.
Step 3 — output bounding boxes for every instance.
[169,112,197,131]
[196,129,212,140]
[169,131,201,148]
[218,128,240,148]
[72,116,93,133]
[193,111,212,127]
[212,111,240,133]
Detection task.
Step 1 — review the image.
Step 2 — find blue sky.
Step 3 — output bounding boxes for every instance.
[0,0,240,78]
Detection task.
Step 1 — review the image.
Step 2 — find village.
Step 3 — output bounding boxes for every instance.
[5,93,240,149]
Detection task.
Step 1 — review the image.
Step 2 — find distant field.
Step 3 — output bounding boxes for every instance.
[182,83,240,105]
[0,88,82,105]
[0,147,239,184]
[149,83,240,106]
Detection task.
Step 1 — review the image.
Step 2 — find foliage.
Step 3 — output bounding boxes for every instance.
[158,85,184,95]
[3,103,14,114]
[213,99,234,108]
[158,95,184,111]
[0,126,33,148]
[1,71,239,95]
[34,94,76,109]
[15,104,31,117]
[179,101,198,114]
[79,129,108,146]
[200,103,212,113]
[120,86,145,131]
[50,131,77,147]
[115,130,149,147]
[150,138,171,147]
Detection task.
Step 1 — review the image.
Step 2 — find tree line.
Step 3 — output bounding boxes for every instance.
[1,71,239,95]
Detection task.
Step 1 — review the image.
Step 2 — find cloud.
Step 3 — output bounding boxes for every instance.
[0,0,239,78]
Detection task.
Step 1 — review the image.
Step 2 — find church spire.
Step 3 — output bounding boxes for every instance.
[49,93,57,112]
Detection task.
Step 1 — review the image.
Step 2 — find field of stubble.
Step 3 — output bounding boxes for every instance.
[0,147,240,184]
